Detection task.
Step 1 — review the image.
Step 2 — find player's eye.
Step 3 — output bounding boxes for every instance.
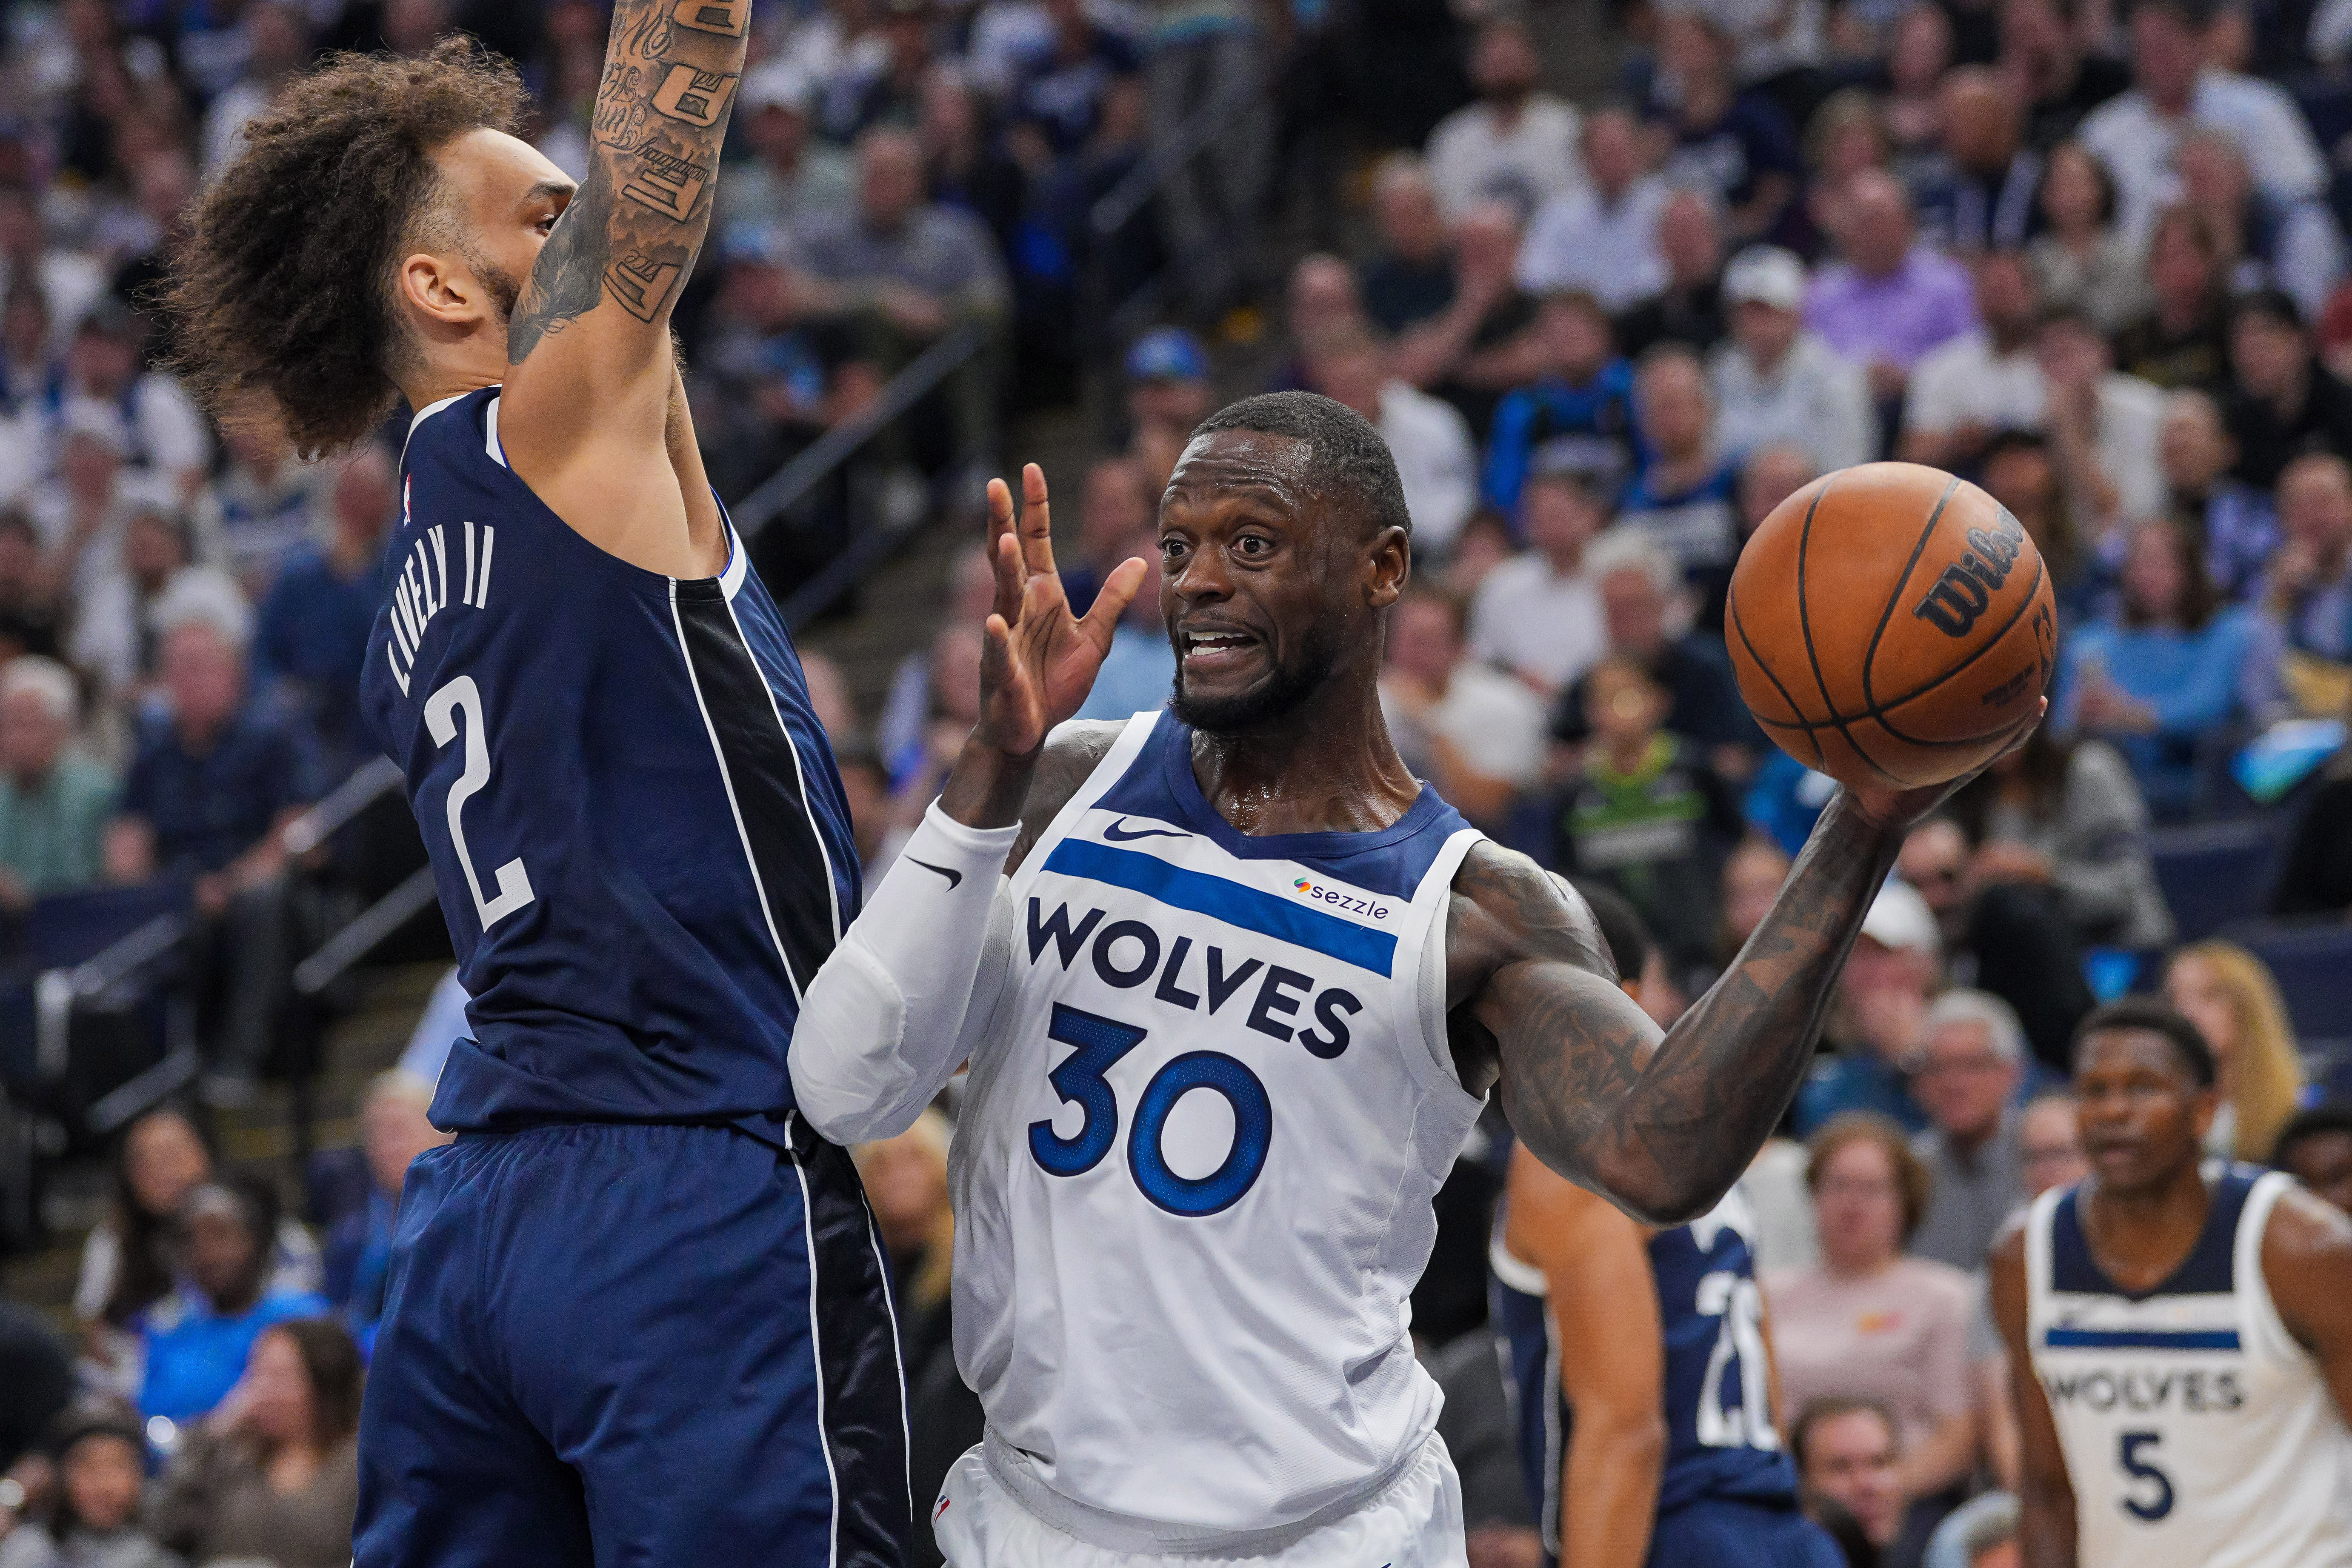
[1234,534,1272,559]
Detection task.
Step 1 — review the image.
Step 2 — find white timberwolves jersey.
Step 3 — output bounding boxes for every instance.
[2025,1164,2352,1568]
[951,710,1488,1541]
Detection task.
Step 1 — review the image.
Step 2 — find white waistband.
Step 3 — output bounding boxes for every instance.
[979,1426,1432,1557]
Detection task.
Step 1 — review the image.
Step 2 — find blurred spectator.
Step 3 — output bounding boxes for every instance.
[1947,727,2173,948]
[835,738,895,879]
[51,306,209,503]
[1395,205,1543,439]
[2078,0,2326,247]
[2250,452,2352,715]
[795,127,1009,467]
[74,1109,321,1398]
[1358,157,1455,335]
[0,1307,71,1477]
[1465,471,1607,694]
[2111,205,2229,390]
[2056,515,2257,816]
[1923,1491,2020,1568]
[1717,836,1793,965]
[1546,531,1758,771]
[7,1401,175,1568]
[1900,250,2045,473]
[1978,429,2102,624]
[2000,0,2131,153]
[2271,738,2352,915]
[2272,1105,2352,1215]
[323,1071,449,1352]
[1125,327,1214,471]
[200,1,310,172]
[856,1111,957,1390]
[151,1320,360,1568]
[1800,89,1894,262]
[1546,655,1745,969]
[0,512,61,660]
[2161,941,2306,1161]
[1737,444,1817,551]
[30,415,174,622]
[1308,331,1477,555]
[797,651,857,743]
[1650,14,1800,245]
[1769,1117,1978,1511]
[71,509,245,704]
[1480,292,1636,516]
[1441,510,1517,601]
[877,545,997,771]
[1711,246,1874,475]
[714,61,854,245]
[106,611,321,1101]
[0,657,112,908]
[1002,0,1140,168]
[2016,1090,2089,1196]
[1140,0,1269,319]
[189,416,328,595]
[1896,817,2096,1072]
[1069,526,1171,721]
[2158,387,2277,600]
[1515,107,1670,311]
[1792,1399,1909,1563]
[137,1181,329,1428]
[254,444,394,772]
[1881,6,1954,174]
[2223,290,2352,492]
[1271,254,1369,391]
[1794,881,1940,1136]
[1423,16,1582,223]
[1907,990,2032,1271]
[1618,346,1740,619]
[825,0,935,141]
[1057,456,1155,617]
[1806,171,1978,411]
[2026,142,2144,335]
[1609,191,1730,359]
[1913,69,2042,254]
[0,187,102,368]
[2175,130,2344,327]
[2033,304,2163,536]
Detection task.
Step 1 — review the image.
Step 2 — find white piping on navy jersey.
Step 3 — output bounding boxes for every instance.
[399,391,468,468]
[666,577,807,1002]
[485,395,509,468]
[783,1111,846,1568]
[720,585,843,946]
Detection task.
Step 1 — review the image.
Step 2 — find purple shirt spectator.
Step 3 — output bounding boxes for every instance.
[1805,246,1979,374]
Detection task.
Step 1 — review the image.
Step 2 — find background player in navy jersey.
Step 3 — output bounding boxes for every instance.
[166,19,904,1568]
[1493,883,1841,1568]
[1991,1001,2352,1568]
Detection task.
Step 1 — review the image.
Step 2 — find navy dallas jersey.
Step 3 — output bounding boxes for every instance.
[361,387,861,1129]
[1493,1186,1836,1568]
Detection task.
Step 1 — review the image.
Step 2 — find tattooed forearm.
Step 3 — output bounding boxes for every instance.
[508,0,748,362]
[1460,793,1899,1225]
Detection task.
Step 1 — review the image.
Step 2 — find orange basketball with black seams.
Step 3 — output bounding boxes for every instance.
[1726,462,2055,791]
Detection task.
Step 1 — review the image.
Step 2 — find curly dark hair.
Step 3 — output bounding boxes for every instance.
[166,37,527,457]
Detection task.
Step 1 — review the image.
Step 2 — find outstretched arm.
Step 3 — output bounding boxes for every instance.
[1449,715,2035,1225]
[1990,1221,2076,1568]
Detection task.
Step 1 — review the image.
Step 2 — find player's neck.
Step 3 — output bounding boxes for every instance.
[2081,1163,2213,1290]
[1185,680,1420,837]
[397,339,512,421]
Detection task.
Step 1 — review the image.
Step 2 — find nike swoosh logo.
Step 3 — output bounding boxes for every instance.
[908,858,962,890]
[1102,818,1190,843]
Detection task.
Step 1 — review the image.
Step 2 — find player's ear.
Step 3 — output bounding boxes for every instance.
[397,251,487,330]
[1365,524,1410,609]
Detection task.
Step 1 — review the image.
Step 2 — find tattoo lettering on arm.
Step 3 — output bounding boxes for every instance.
[507,0,747,363]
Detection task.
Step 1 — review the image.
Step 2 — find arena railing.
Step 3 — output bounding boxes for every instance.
[1081,73,1260,354]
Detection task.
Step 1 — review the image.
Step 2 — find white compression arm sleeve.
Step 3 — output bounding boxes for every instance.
[788,800,1019,1145]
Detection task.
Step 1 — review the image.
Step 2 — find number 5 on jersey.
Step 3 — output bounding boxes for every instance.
[426,676,537,929]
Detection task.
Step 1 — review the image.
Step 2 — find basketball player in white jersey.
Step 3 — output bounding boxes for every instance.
[789,391,2019,1567]
[1991,998,2352,1568]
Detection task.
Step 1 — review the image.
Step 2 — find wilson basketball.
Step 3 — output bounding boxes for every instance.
[1725,462,2056,791]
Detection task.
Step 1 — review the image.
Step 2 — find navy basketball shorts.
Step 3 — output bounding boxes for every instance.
[1647,1499,1846,1568]
[354,1117,910,1568]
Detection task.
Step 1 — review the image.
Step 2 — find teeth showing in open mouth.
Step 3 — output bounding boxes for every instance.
[1184,631,1252,653]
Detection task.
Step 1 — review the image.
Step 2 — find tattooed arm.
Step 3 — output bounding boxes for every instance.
[1447,773,1993,1225]
[498,0,747,574]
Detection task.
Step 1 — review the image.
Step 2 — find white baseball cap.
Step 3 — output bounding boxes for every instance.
[1723,246,1809,313]
[1860,879,1942,959]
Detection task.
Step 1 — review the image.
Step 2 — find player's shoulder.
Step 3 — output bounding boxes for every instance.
[1446,840,1614,979]
[1006,720,1130,872]
[2261,1180,2352,1275]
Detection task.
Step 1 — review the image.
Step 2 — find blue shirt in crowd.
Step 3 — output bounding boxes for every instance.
[137,1285,331,1425]
[2057,606,2256,812]
[1795,1049,1929,1139]
[119,700,322,874]
[256,542,391,768]
[1480,360,1640,516]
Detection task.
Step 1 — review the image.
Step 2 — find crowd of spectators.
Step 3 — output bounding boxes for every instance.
[3,0,2352,1564]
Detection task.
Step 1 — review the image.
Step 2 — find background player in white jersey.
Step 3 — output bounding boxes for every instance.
[789,390,2028,1566]
[1991,998,2352,1568]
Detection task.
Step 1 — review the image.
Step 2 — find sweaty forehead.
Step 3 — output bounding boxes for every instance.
[2077,1028,2196,1084]
[1164,429,1316,517]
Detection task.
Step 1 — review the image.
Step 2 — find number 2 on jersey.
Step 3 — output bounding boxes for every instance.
[424,676,537,930]
[1029,1003,1272,1217]
[1694,1270,1781,1451]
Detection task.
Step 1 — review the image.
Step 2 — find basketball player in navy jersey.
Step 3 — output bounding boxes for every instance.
[783,393,2038,1565]
[1992,1001,2352,1568]
[167,23,905,1568]
[1494,885,1840,1568]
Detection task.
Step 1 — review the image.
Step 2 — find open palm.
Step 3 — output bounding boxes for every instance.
[976,463,1149,758]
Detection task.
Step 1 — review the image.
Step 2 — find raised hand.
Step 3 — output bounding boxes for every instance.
[973,463,1149,760]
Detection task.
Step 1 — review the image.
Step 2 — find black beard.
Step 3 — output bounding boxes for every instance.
[1169,620,1341,734]
[474,253,524,324]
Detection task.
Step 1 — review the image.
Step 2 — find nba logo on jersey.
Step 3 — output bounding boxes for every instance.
[2026,1164,2352,1568]
[950,709,1487,1537]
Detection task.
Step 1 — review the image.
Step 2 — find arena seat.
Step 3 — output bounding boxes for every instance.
[2149,820,2282,944]
[2227,922,2352,1044]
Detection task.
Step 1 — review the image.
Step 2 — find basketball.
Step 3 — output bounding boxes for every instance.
[1726,462,2056,792]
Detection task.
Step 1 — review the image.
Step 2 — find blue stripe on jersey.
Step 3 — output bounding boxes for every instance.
[2044,1328,2243,1351]
[2050,1165,2257,1299]
[1041,839,1399,977]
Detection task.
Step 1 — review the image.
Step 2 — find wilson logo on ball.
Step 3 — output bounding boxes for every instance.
[1909,510,2027,638]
